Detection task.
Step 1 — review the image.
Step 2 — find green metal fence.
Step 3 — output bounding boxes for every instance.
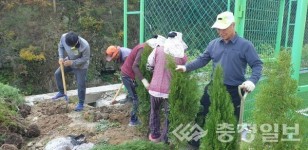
[124,0,308,121]
[243,0,282,58]
[238,0,308,120]
[144,0,235,53]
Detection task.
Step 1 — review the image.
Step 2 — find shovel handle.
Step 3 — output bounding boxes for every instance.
[60,63,69,112]
[60,63,67,95]
[238,85,248,125]
[238,85,248,100]
[111,83,124,104]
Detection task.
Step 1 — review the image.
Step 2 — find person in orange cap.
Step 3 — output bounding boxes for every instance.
[105,45,131,64]
[105,45,132,104]
[119,35,166,127]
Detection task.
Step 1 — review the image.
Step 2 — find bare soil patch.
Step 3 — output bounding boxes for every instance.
[2,100,147,149]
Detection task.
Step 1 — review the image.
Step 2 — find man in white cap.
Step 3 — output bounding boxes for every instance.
[176,11,263,147]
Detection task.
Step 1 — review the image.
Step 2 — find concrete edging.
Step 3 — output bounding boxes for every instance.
[25,83,123,105]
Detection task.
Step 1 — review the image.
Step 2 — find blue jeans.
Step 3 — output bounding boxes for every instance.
[54,66,87,104]
[121,75,139,122]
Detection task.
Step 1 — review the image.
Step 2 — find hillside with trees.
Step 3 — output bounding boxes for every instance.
[0,0,140,95]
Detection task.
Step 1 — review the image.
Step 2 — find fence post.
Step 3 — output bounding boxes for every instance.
[139,0,145,43]
[291,0,308,92]
[123,0,128,47]
[274,0,286,57]
[234,0,247,37]
[123,0,145,47]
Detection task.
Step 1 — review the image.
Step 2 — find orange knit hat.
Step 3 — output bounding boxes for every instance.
[106,45,119,61]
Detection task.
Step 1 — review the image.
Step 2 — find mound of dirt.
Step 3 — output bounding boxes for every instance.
[19,100,147,150]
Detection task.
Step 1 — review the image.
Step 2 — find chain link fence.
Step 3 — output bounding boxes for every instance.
[244,0,281,58]
[144,0,235,53]
[144,0,308,121]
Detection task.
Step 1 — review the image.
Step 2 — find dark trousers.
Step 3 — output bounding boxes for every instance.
[54,66,87,104]
[149,96,169,143]
[190,83,242,147]
[121,75,139,122]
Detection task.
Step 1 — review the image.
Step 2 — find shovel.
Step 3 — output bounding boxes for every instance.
[110,83,123,105]
[238,85,248,125]
[238,85,249,142]
[60,63,69,112]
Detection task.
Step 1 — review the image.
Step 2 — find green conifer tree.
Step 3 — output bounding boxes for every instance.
[252,50,305,149]
[167,55,200,148]
[136,44,152,133]
[200,65,238,150]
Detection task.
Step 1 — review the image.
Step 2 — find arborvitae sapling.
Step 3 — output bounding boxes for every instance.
[200,65,238,150]
[136,44,152,133]
[167,55,200,148]
[252,50,305,150]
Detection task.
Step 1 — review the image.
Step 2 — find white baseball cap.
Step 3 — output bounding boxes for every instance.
[211,11,235,29]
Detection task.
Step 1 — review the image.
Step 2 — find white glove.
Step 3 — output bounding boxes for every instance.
[141,79,150,89]
[241,80,255,92]
[175,65,186,72]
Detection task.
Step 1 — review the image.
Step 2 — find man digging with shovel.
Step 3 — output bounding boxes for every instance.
[112,35,166,126]
[52,31,90,112]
